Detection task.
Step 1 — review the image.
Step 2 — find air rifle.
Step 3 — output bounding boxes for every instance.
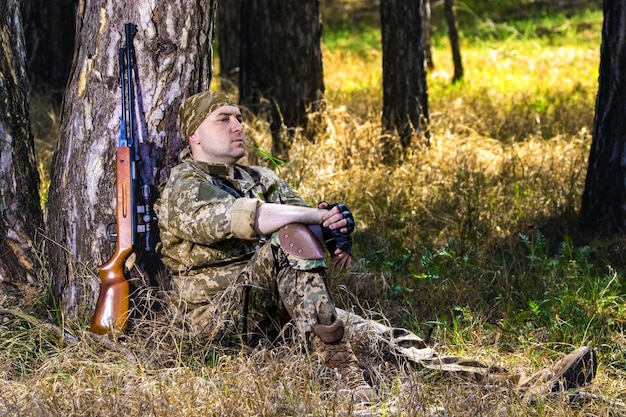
[90,23,158,334]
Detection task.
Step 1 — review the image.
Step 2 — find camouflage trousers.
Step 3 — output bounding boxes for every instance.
[173,239,484,368]
[172,235,337,346]
[171,233,486,374]
[231,239,337,345]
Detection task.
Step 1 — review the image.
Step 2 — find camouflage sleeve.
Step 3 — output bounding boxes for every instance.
[276,178,310,207]
[231,197,264,239]
[251,165,311,207]
[165,175,263,244]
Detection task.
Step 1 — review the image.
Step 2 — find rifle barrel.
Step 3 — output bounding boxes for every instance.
[125,23,137,147]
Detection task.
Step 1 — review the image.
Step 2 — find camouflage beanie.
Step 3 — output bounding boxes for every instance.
[178,91,236,140]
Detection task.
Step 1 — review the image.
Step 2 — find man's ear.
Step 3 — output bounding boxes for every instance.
[189,132,200,144]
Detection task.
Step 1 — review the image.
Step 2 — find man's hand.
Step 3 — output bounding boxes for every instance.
[318,202,355,234]
[330,248,352,270]
[318,202,354,270]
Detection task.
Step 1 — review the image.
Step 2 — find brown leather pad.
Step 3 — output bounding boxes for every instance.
[278,223,326,260]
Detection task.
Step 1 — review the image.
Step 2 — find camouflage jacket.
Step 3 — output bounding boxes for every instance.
[154,151,309,304]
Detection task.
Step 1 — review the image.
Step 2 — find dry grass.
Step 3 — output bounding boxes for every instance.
[4,4,626,416]
[1,298,622,416]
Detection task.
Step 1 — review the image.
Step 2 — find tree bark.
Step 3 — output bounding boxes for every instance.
[444,0,463,83]
[217,0,242,85]
[22,0,78,96]
[0,0,44,284]
[46,0,216,319]
[580,0,626,233]
[422,0,434,70]
[239,0,324,160]
[381,0,429,153]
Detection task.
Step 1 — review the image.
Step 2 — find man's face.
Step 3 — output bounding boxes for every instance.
[189,105,246,164]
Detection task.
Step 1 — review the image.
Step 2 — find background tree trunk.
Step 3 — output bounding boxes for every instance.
[217,0,242,89]
[22,0,77,97]
[444,0,463,83]
[46,0,216,319]
[239,0,325,160]
[380,0,429,154]
[0,0,44,284]
[422,0,434,70]
[580,0,626,234]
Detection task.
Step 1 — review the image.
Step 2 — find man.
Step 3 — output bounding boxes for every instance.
[154,91,597,405]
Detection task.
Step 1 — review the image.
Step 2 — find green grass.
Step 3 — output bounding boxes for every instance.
[437,3,603,45]
[323,21,381,55]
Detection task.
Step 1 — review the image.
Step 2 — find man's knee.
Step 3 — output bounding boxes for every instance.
[272,223,328,271]
[277,223,325,259]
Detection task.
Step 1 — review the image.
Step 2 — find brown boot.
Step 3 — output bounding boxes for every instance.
[548,345,597,391]
[520,346,597,400]
[311,322,377,404]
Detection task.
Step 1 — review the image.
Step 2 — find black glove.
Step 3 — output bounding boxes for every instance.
[322,202,355,234]
[321,226,353,255]
[320,202,354,255]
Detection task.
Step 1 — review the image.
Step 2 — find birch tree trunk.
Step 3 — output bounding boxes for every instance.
[0,0,43,284]
[46,0,216,318]
[580,0,626,233]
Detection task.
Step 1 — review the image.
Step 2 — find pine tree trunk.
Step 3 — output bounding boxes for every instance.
[444,0,463,83]
[580,0,626,233]
[422,0,434,70]
[239,0,324,160]
[23,0,77,95]
[217,0,242,84]
[381,0,429,153]
[46,0,216,319]
[0,0,44,284]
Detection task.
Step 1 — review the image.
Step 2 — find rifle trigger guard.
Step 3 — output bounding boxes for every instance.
[105,222,118,242]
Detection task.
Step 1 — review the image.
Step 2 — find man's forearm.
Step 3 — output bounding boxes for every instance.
[254,203,326,235]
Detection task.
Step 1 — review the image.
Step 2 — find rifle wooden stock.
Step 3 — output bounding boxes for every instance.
[90,146,134,334]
